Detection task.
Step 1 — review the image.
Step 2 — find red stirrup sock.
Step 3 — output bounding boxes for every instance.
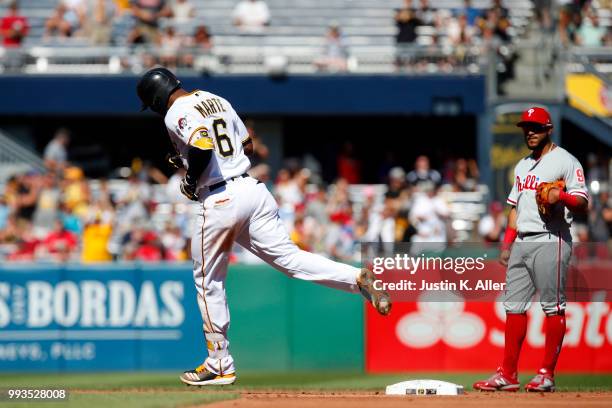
[502,312,527,377]
[542,312,566,373]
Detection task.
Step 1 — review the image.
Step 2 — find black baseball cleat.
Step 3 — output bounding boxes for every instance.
[180,364,237,386]
[357,268,392,316]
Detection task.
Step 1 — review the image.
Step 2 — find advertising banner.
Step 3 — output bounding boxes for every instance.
[0,263,202,371]
[366,297,612,372]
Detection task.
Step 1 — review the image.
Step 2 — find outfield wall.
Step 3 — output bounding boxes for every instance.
[0,75,485,115]
[2,262,610,373]
[0,264,364,372]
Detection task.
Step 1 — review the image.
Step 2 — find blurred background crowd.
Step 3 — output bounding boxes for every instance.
[0,0,610,77]
[1,123,610,264]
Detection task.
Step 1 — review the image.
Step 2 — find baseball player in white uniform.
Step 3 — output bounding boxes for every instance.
[137,67,391,386]
[474,107,588,392]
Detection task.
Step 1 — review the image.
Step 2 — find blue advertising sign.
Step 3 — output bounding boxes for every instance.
[0,263,202,371]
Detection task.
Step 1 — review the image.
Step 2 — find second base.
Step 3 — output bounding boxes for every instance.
[385,379,464,396]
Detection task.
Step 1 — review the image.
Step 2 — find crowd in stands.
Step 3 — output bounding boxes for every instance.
[555,1,612,47]
[1,125,610,264]
[1,0,610,75]
[394,0,518,88]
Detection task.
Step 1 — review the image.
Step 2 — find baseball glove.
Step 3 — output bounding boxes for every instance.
[535,180,565,216]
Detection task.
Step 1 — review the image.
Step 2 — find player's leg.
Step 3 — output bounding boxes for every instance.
[180,200,237,386]
[474,242,533,391]
[235,180,390,315]
[525,233,572,392]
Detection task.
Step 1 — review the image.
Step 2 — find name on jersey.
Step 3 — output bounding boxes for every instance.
[193,98,226,118]
[515,174,542,192]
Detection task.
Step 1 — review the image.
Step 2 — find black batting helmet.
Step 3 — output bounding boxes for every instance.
[136,67,182,115]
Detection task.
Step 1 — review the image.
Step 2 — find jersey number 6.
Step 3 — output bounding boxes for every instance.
[213,119,234,158]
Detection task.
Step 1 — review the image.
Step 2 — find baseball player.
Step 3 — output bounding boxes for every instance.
[136,67,391,386]
[474,107,588,392]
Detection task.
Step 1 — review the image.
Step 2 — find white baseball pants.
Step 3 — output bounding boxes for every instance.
[191,176,360,375]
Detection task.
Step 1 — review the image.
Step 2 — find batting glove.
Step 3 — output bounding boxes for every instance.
[180,176,199,201]
[166,153,184,170]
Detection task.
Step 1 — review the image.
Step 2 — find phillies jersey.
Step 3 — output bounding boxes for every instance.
[507,145,589,233]
[164,90,251,192]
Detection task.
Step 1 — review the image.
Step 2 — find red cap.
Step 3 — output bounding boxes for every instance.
[516,107,552,127]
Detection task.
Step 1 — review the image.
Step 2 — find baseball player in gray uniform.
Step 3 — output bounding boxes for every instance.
[136,67,391,386]
[474,107,588,392]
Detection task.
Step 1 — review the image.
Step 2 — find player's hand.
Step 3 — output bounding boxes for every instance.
[499,249,511,267]
[166,153,184,169]
[547,187,561,205]
[180,177,198,201]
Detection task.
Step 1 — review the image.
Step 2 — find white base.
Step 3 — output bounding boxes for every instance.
[385,379,464,396]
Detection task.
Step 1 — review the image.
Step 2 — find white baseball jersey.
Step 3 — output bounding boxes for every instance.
[163,89,363,378]
[164,90,251,193]
[507,145,589,233]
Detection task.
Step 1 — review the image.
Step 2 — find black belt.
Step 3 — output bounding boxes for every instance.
[518,231,560,239]
[208,173,249,192]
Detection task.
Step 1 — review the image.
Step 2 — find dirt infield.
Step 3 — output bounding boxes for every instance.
[208,390,612,408]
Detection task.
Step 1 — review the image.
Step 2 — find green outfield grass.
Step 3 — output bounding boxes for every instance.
[0,372,610,407]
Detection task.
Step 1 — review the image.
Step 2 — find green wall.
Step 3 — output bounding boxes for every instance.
[222,265,364,371]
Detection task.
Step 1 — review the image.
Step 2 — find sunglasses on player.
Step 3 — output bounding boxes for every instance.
[520,123,549,133]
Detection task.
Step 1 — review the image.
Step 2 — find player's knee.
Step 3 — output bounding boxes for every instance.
[503,301,530,314]
[541,302,566,316]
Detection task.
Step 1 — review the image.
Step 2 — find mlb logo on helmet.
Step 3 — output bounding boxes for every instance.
[516,106,552,127]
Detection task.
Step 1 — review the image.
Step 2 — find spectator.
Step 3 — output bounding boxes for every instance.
[160,222,186,260]
[488,0,508,20]
[62,166,90,218]
[130,0,173,43]
[45,1,86,39]
[450,158,478,191]
[159,26,183,68]
[81,211,113,262]
[39,219,78,262]
[576,10,606,47]
[130,230,163,261]
[557,6,579,46]
[409,182,450,253]
[182,25,214,69]
[387,167,407,195]
[14,173,42,222]
[448,13,475,45]
[114,0,131,14]
[32,173,61,232]
[415,0,439,28]
[325,209,356,261]
[172,0,195,23]
[7,219,40,261]
[314,24,349,72]
[44,128,70,172]
[85,0,115,45]
[364,191,401,244]
[406,155,442,189]
[457,0,480,27]
[232,0,270,33]
[478,201,505,243]
[0,1,29,47]
[395,0,421,44]
[604,28,612,46]
[336,141,361,184]
[244,120,269,167]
